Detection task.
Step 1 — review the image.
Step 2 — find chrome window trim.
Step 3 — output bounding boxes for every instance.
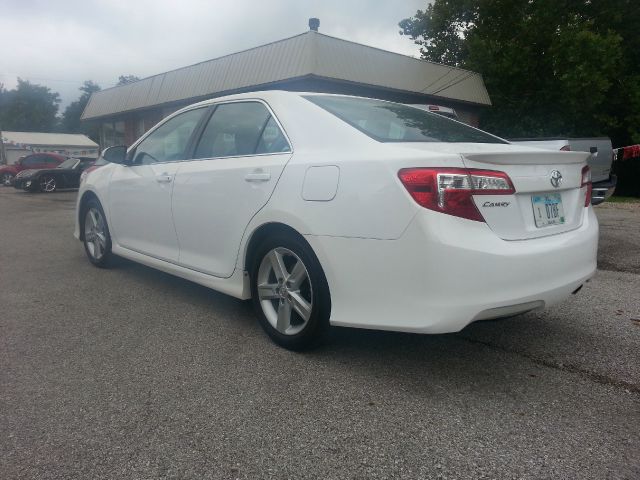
[125,150,293,166]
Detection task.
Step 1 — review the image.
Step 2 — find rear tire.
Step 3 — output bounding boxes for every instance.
[82,199,112,268]
[2,172,14,186]
[250,233,331,350]
[39,175,57,193]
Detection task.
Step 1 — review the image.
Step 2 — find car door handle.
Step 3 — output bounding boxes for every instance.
[156,173,173,183]
[244,171,271,182]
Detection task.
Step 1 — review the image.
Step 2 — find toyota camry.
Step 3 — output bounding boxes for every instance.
[75,91,598,349]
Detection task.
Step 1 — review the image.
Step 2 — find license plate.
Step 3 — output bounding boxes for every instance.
[532,193,565,227]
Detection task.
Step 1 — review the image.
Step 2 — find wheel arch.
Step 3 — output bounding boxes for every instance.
[77,190,101,241]
[243,222,308,274]
[243,220,332,306]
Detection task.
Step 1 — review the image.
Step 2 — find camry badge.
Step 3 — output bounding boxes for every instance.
[550,170,563,188]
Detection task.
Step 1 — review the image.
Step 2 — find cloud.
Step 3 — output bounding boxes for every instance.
[0,0,425,111]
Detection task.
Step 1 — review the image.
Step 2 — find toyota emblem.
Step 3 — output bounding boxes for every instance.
[550,170,563,188]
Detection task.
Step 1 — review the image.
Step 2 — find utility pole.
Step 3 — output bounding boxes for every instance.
[0,130,7,165]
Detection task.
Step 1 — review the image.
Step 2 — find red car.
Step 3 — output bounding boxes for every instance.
[0,153,66,186]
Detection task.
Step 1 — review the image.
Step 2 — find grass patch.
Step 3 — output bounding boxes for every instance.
[607,196,640,203]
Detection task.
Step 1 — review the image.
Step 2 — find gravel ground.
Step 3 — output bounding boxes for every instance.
[594,201,640,274]
[1,188,638,480]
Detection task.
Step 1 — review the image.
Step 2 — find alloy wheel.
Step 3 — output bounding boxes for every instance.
[84,207,107,260]
[257,247,313,336]
[2,173,14,186]
[39,176,56,192]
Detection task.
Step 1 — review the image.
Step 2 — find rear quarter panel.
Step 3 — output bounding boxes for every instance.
[568,138,612,183]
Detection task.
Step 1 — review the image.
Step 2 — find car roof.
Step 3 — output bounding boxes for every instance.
[184,90,386,110]
[25,152,66,160]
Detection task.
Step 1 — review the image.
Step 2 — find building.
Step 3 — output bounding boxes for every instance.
[0,131,99,165]
[81,21,491,148]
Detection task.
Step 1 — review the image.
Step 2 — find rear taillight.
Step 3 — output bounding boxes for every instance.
[398,168,515,222]
[581,165,592,207]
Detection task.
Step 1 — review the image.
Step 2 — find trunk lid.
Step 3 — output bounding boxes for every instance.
[398,143,590,240]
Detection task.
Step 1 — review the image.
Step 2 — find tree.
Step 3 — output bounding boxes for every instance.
[399,0,478,66]
[117,75,140,86]
[0,78,60,132]
[400,0,640,146]
[61,81,101,139]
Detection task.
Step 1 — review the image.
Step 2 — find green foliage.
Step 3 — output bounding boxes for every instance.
[606,196,640,204]
[61,81,101,140]
[0,78,60,132]
[117,75,140,86]
[399,1,479,66]
[400,0,640,146]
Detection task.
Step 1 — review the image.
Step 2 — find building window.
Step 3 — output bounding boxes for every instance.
[114,121,125,145]
[101,122,114,148]
[135,118,145,140]
[100,121,126,148]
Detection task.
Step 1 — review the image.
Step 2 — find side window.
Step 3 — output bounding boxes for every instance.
[132,108,205,164]
[255,117,290,154]
[45,157,60,165]
[194,102,290,159]
[22,155,42,167]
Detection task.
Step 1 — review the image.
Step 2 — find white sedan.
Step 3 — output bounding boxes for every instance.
[75,91,598,349]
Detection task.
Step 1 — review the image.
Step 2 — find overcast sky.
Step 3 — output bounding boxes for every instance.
[0,0,426,111]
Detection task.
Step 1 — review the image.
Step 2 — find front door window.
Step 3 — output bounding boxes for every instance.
[132,108,206,164]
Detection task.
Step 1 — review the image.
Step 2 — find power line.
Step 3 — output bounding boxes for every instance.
[419,65,457,93]
[430,70,476,96]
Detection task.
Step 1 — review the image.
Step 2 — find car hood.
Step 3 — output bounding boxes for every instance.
[0,165,18,174]
[27,168,69,177]
[15,169,39,179]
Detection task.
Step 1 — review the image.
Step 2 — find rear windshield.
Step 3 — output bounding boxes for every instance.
[304,95,506,144]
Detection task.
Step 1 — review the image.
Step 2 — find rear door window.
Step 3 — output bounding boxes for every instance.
[194,102,290,159]
[255,117,290,154]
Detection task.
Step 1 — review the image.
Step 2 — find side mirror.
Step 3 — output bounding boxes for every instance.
[101,145,128,164]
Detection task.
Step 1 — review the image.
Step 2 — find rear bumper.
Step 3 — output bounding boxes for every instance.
[591,175,617,205]
[306,207,598,334]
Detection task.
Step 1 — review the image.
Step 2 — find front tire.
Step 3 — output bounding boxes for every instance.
[250,234,331,350]
[82,199,112,267]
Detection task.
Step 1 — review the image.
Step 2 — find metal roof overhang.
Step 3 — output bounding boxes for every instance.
[82,31,491,122]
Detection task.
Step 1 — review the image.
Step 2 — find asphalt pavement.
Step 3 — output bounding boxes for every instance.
[1,188,638,479]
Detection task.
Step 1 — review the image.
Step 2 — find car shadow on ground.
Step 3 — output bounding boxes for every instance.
[108,254,550,390]
[104,251,640,400]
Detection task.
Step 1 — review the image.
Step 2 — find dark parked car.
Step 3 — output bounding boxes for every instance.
[13,157,95,192]
[79,156,108,185]
[0,153,66,186]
